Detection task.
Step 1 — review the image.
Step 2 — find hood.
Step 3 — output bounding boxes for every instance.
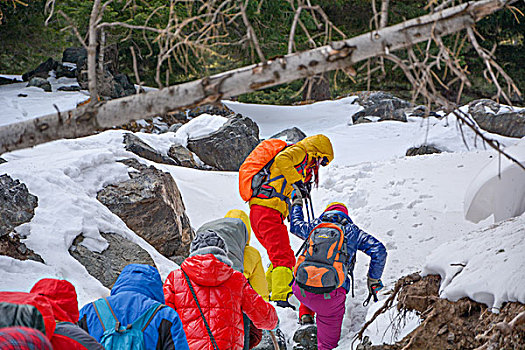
[30,278,79,323]
[110,264,165,303]
[297,134,334,164]
[182,254,234,287]
[320,210,353,225]
[225,209,251,244]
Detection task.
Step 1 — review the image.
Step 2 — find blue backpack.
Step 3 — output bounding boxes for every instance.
[92,298,164,350]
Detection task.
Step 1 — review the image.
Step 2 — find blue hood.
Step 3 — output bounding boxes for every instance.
[110,264,165,303]
[319,210,354,225]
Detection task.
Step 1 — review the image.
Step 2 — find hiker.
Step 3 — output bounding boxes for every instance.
[163,230,278,350]
[30,279,103,350]
[0,327,52,350]
[240,134,334,308]
[290,201,387,350]
[78,264,189,350]
[197,209,270,349]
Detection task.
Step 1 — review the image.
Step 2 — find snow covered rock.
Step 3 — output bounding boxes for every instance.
[0,174,38,237]
[270,127,307,143]
[168,144,198,169]
[352,91,411,123]
[22,58,58,81]
[187,114,259,171]
[27,77,51,92]
[406,145,442,156]
[293,325,317,350]
[254,329,286,350]
[468,99,525,138]
[69,232,155,288]
[123,133,176,165]
[96,159,194,260]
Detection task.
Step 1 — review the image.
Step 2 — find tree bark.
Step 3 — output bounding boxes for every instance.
[0,0,517,153]
[87,0,102,103]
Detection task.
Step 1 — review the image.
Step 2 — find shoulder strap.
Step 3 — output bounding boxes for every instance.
[183,271,220,350]
[92,298,119,332]
[131,303,165,332]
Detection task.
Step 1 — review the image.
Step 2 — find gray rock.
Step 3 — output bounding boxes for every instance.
[168,145,198,168]
[62,47,87,64]
[0,157,6,164]
[123,133,176,165]
[57,85,81,92]
[270,127,307,143]
[97,159,194,259]
[114,74,136,96]
[188,104,232,118]
[168,123,183,133]
[69,232,154,289]
[254,329,286,350]
[353,91,411,123]
[55,63,77,79]
[468,99,525,138]
[22,58,58,81]
[0,76,20,85]
[187,115,259,171]
[406,145,443,156]
[354,116,374,124]
[0,234,43,263]
[76,59,134,99]
[355,91,411,110]
[293,324,317,350]
[27,77,51,92]
[0,174,38,237]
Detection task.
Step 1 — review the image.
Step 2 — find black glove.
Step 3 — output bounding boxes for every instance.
[367,277,384,295]
[291,190,303,206]
[292,180,309,198]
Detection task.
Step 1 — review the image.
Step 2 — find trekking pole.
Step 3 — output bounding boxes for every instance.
[307,192,315,220]
[269,331,280,350]
[304,195,311,223]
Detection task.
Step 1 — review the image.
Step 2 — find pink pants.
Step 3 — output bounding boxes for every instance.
[292,283,347,350]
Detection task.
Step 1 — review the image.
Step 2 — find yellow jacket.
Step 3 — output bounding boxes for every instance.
[225,209,270,300]
[249,134,334,217]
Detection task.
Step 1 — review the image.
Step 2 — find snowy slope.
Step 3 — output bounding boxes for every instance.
[1,81,524,348]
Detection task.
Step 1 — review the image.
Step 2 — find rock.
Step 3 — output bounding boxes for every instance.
[69,232,154,289]
[0,234,43,263]
[303,73,331,101]
[270,127,307,143]
[57,85,81,92]
[354,116,375,124]
[55,62,77,79]
[293,324,318,350]
[76,59,134,99]
[0,76,20,85]
[17,94,27,97]
[22,58,58,81]
[0,174,38,237]
[168,145,198,168]
[254,329,286,350]
[353,91,411,123]
[27,77,52,92]
[62,47,87,64]
[168,123,183,133]
[123,133,176,165]
[356,336,373,350]
[114,73,136,96]
[0,157,6,164]
[188,104,232,118]
[406,145,443,156]
[187,115,260,171]
[468,99,525,138]
[96,159,194,259]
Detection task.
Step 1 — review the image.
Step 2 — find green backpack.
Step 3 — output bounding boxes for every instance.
[92,298,164,350]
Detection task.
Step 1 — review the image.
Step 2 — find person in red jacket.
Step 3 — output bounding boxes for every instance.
[30,279,103,350]
[163,230,278,350]
[0,327,52,350]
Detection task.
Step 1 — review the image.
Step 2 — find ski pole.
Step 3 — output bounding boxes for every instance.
[304,195,311,223]
[307,192,315,219]
[269,331,280,350]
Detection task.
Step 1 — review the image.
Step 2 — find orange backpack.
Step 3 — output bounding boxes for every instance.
[239,139,288,201]
[294,222,349,294]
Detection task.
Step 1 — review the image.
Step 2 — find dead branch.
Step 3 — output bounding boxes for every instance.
[240,0,266,63]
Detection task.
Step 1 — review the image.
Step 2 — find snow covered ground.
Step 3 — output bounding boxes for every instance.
[1,77,524,348]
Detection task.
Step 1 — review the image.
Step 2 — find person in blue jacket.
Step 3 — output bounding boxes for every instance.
[290,201,387,350]
[78,264,189,350]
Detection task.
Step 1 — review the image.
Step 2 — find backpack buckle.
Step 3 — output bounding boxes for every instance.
[115,321,121,332]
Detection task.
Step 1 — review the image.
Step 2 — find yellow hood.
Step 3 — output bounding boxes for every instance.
[296,134,334,164]
[225,209,251,244]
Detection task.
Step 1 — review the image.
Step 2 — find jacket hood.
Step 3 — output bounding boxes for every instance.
[110,264,165,303]
[297,134,334,164]
[182,254,234,286]
[320,210,353,225]
[224,209,251,244]
[30,278,79,323]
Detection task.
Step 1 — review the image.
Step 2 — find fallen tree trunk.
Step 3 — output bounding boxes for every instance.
[0,0,517,153]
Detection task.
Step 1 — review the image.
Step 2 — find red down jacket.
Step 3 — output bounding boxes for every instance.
[163,254,278,350]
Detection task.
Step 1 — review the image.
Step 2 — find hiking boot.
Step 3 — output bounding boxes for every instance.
[274,300,296,310]
[300,314,314,325]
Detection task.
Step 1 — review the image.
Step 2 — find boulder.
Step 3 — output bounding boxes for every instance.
[0,157,6,164]
[96,159,194,260]
[57,85,81,92]
[62,47,87,64]
[292,325,317,350]
[0,174,38,237]
[168,123,183,133]
[27,77,52,92]
[168,145,198,168]
[22,58,58,81]
[55,63,77,79]
[69,232,155,289]
[353,91,411,123]
[76,59,135,99]
[188,104,232,118]
[114,74,136,96]
[270,127,307,143]
[187,115,260,171]
[468,99,525,138]
[0,76,20,85]
[123,133,176,165]
[0,234,43,263]
[406,145,443,156]
[254,329,286,350]
[354,116,375,124]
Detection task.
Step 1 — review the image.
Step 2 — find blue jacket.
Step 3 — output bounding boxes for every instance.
[79,264,189,350]
[290,205,387,292]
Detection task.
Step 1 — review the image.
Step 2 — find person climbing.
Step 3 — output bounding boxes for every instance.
[196,209,270,349]
[240,134,334,308]
[78,264,189,350]
[0,327,52,350]
[30,279,103,350]
[290,201,387,350]
[163,230,278,350]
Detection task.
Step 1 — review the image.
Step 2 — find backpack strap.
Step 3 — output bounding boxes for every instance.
[131,303,165,332]
[92,298,120,332]
[183,271,220,350]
